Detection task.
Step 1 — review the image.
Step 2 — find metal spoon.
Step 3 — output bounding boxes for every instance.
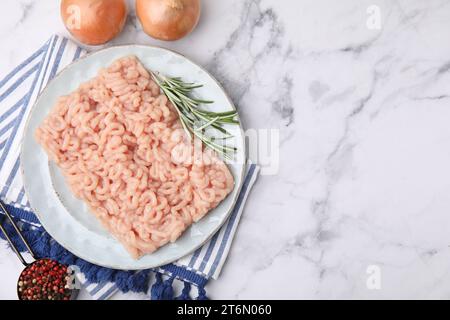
[0,201,78,300]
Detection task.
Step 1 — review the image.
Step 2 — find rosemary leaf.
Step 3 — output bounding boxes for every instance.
[150,71,239,159]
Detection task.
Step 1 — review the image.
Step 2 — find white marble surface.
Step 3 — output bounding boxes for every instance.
[2,0,450,299]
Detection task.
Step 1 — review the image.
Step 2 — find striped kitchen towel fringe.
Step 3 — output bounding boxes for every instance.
[0,35,260,299]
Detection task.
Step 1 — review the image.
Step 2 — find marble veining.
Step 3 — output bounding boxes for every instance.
[1,0,450,299]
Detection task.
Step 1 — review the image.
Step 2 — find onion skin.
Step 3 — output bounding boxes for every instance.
[136,0,201,41]
[61,0,128,45]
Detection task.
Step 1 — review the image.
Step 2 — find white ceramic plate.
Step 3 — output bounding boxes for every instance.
[21,45,246,270]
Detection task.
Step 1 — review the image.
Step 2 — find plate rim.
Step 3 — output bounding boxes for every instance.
[20,44,247,270]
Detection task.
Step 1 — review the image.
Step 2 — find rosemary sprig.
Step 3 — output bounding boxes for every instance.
[151,71,239,160]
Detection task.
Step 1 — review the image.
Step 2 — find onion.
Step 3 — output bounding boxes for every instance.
[136,0,201,41]
[61,0,128,45]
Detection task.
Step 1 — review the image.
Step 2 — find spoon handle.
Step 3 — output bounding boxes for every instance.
[0,201,36,265]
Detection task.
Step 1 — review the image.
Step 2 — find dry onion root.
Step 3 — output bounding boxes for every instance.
[61,0,128,45]
[136,0,201,41]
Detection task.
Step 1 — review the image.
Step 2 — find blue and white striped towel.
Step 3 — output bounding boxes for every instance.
[0,35,259,299]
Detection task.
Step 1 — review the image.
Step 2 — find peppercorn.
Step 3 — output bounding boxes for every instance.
[17,259,73,301]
